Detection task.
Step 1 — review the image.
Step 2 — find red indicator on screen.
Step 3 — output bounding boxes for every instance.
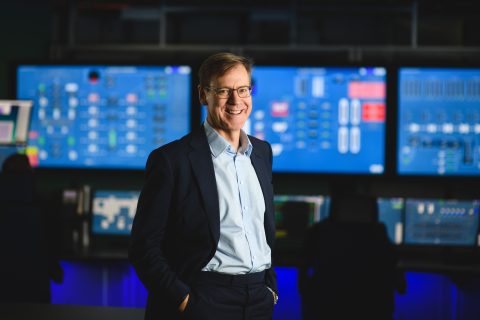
[271,101,289,117]
[28,131,38,140]
[348,82,386,99]
[362,103,386,122]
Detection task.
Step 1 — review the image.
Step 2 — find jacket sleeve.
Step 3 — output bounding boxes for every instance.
[129,149,189,307]
[265,141,278,294]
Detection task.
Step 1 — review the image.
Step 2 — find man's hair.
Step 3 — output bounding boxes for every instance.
[198,52,253,87]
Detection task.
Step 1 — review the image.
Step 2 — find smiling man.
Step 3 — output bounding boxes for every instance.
[130,52,278,320]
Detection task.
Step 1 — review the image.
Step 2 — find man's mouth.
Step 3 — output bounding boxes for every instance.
[225,109,243,115]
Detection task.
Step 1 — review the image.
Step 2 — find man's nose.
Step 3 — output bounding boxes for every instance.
[227,90,241,104]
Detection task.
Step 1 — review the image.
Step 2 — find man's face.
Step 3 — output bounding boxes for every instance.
[199,64,252,138]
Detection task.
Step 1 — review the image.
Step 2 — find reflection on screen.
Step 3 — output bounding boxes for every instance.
[404,198,480,246]
[398,68,480,175]
[250,66,386,174]
[377,198,404,244]
[274,195,329,239]
[91,190,140,236]
[0,100,32,146]
[17,65,191,169]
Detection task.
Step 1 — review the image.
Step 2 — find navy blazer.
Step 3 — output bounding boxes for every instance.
[129,126,277,320]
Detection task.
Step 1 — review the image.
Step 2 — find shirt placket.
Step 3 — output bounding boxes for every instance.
[232,151,256,272]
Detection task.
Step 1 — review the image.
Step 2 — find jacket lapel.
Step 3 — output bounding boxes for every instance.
[188,128,220,245]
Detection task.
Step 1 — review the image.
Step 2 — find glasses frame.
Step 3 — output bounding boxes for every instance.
[204,86,252,99]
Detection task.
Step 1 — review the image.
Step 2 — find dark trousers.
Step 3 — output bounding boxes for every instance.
[181,271,274,320]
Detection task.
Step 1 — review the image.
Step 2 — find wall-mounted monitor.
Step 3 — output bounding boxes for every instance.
[377,197,404,245]
[0,100,32,146]
[274,195,329,240]
[398,67,480,176]
[249,66,387,174]
[16,65,191,169]
[404,198,480,246]
[91,190,140,236]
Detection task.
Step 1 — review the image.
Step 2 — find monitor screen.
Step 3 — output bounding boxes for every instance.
[377,197,404,244]
[274,195,329,240]
[398,67,480,175]
[0,100,32,146]
[404,198,480,246]
[17,65,191,169]
[91,190,140,236]
[249,66,387,174]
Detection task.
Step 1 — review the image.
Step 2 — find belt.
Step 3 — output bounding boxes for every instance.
[195,270,266,286]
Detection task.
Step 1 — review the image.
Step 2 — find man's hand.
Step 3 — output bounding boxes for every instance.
[179,294,190,312]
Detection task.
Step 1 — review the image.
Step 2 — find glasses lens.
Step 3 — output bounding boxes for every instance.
[215,88,230,98]
[208,87,251,98]
[237,86,251,98]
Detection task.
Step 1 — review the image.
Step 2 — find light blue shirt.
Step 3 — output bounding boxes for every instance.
[202,121,272,274]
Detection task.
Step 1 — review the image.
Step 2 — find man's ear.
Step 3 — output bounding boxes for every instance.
[198,85,207,105]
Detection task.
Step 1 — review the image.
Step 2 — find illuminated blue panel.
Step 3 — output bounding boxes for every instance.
[404,198,480,246]
[251,66,387,174]
[378,198,404,244]
[51,262,480,319]
[398,68,480,175]
[17,65,191,169]
[91,190,140,236]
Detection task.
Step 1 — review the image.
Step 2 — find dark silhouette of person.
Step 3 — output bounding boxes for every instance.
[1,153,33,173]
[298,188,406,320]
[0,153,63,303]
[282,200,312,239]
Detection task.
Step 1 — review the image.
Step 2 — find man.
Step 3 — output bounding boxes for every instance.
[129,52,278,320]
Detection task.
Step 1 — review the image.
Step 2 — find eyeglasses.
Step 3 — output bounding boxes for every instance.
[204,86,252,99]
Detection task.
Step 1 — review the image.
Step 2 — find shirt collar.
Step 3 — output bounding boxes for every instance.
[203,121,253,158]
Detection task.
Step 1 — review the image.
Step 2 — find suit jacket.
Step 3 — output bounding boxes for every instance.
[129,126,277,320]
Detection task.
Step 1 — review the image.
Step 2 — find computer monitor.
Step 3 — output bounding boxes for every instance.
[91,190,140,236]
[250,66,387,174]
[16,65,191,169]
[274,195,329,240]
[0,100,32,146]
[377,197,404,244]
[397,67,480,176]
[404,198,480,246]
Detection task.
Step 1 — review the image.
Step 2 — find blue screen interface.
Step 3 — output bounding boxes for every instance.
[377,197,404,244]
[398,68,480,175]
[404,198,480,246]
[91,190,140,236]
[17,65,191,169]
[249,66,387,174]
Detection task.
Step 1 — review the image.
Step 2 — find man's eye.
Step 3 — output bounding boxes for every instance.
[238,87,248,94]
[217,89,230,95]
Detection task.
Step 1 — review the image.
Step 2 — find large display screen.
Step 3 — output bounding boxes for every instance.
[17,65,191,169]
[91,190,140,236]
[250,66,387,174]
[398,68,480,175]
[404,198,480,246]
[0,100,32,146]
